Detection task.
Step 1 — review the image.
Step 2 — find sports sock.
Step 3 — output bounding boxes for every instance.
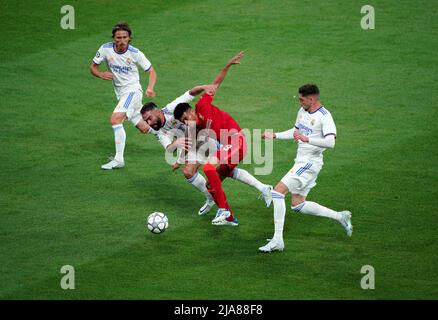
[203,164,232,215]
[272,191,286,242]
[186,172,213,201]
[293,201,342,221]
[232,168,266,192]
[113,124,126,163]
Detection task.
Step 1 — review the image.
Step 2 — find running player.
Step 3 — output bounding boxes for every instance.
[259,84,353,253]
[90,22,157,170]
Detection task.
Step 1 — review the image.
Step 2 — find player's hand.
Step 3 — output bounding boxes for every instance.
[100,71,113,81]
[262,131,276,139]
[228,51,245,66]
[172,162,181,172]
[173,137,192,151]
[204,84,217,96]
[146,88,156,98]
[293,130,309,142]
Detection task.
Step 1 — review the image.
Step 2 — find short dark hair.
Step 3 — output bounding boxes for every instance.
[140,102,158,115]
[173,103,192,121]
[112,22,132,38]
[298,84,320,97]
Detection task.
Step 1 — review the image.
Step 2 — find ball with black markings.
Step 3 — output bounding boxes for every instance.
[146,212,169,234]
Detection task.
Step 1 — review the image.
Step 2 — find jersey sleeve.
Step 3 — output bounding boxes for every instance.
[321,112,337,137]
[92,45,106,65]
[195,93,214,114]
[136,51,152,72]
[162,91,195,114]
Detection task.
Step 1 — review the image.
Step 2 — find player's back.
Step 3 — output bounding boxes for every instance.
[195,94,241,143]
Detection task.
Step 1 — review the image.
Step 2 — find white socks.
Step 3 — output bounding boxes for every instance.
[272,191,286,242]
[293,201,342,221]
[232,168,266,192]
[187,172,213,200]
[113,124,126,163]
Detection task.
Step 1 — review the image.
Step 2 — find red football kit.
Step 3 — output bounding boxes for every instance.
[195,93,247,219]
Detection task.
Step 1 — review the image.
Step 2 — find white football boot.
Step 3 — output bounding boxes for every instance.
[259,185,273,207]
[212,216,239,226]
[198,198,216,216]
[211,208,231,224]
[101,159,125,170]
[258,238,285,253]
[339,211,353,237]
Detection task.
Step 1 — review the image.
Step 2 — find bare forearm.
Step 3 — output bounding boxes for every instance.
[189,85,208,96]
[90,64,102,78]
[147,67,157,90]
[212,64,232,88]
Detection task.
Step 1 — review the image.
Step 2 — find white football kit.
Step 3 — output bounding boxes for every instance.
[153,90,218,163]
[93,42,152,126]
[281,106,337,196]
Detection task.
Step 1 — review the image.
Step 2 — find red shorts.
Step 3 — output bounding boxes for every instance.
[216,133,247,177]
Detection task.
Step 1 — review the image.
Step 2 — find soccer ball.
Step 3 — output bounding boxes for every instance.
[147,212,169,234]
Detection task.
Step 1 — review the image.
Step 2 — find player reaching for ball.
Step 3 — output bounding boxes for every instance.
[258,84,353,253]
[173,52,272,226]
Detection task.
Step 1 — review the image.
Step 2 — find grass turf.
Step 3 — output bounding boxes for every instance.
[0,0,437,299]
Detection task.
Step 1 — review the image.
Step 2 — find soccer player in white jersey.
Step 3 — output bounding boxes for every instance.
[90,22,157,170]
[259,84,353,252]
[139,53,272,216]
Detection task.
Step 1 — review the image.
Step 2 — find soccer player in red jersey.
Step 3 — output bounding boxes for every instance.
[174,52,270,226]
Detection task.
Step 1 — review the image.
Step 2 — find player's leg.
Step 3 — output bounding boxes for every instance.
[259,180,290,253]
[230,168,273,207]
[183,162,215,215]
[291,195,352,237]
[101,110,127,170]
[289,165,353,237]
[203,156,235,224]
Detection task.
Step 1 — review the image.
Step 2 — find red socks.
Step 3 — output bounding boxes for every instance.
[203,163,233,218]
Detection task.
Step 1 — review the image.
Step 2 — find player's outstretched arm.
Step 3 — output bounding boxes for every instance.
[211,51,245,90]
[90,63,113,80]
[262,128,295,140]
[189,84,217,96]
[146,67,157,97]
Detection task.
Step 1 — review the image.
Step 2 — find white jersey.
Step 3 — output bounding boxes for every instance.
[154,91,195,149]
[93,42,152,98]
[294,106,337,165]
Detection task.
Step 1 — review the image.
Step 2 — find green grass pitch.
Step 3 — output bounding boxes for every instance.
[0,0,437,299]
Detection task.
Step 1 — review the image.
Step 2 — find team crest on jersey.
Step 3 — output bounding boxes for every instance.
[126,58,132,64]
[311,119,315,126]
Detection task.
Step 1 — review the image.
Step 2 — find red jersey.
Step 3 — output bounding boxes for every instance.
[195,94,242,144]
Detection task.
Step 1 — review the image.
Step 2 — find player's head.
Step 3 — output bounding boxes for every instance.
[174,103,196,125]
[141,102,164,130]
[112,22,132,50]
[298,84,320,110]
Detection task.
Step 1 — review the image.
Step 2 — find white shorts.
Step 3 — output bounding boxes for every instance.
[114,90,143,126]
[280,161,322,196]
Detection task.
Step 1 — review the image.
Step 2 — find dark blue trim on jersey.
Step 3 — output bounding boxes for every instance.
[324,133,336,137]
[294,125,299,129]
[128,45,139,53]
[309,105,326,115]
[113,43,128,55]
[145,65,152,72]
[92,59,100,65]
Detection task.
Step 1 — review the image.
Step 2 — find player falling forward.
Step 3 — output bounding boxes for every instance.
[173,52,272,226]
[90,22,157,170]
[141,54,272,217]
[259,84,353,252]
